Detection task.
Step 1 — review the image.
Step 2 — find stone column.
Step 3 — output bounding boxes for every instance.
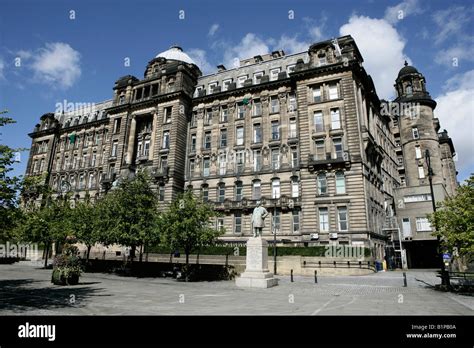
[126,116,137,164]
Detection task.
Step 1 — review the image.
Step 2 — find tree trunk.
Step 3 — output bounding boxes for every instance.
[130,245,136,263]
[86,245,92,262]
[44,242,50,268]
[139,245,143,263]
[185,250,190,282]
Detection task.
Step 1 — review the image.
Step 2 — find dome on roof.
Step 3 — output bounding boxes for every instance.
[155,46,196,65]
[398,61,419,78]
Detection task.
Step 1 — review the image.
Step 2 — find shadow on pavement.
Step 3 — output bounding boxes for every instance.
[0,278,109,312]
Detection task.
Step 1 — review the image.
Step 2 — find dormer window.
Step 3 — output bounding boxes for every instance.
[208,82,218,94]
[406,84,413,96]
[270,68,281,81]
[253,71,264,84]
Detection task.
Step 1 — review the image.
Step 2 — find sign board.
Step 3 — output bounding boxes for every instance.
[442,253,451,260]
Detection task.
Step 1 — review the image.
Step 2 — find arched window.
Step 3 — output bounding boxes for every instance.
[335,171,346,194]
[317,173,327,195]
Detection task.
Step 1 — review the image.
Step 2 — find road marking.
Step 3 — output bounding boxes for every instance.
[447,295,474,311]
[311,298,336,315]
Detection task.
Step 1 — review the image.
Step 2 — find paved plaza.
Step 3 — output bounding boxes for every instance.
[0,262,472,315]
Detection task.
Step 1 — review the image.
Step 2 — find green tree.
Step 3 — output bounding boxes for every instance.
[0,112,23,241]
[429,174,474,269]
[159,190,224,279]
[102,172,160,261]
[17,195,72,268]
[69,194,101,262]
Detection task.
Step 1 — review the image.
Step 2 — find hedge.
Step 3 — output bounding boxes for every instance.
[145,245,371,257]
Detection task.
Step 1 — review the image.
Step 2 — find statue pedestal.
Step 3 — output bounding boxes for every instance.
[236,237,278,288]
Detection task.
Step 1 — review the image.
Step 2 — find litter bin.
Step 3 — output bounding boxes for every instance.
[375,261,382,272]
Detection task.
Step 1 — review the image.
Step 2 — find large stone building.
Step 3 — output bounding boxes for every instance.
[24,35,457,267]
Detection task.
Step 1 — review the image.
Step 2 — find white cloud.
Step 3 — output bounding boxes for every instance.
[0,57,5,80]
[432,6,472,45]
[208,24,219,37]
[31,42,81,89]
[435,70,474,181]
[340,15,410,99]
[187,48,214,75]
[223,33,270,68]
[275,35,309,54]
[384,0,423,25]
[434,37,474,66]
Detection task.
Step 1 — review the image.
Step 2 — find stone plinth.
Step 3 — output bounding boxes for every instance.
[235,237,278,288]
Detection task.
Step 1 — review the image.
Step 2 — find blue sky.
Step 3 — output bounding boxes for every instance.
[1,0,473,181]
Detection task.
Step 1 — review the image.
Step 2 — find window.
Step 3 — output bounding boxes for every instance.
[253,150,262,171]
[160,156,168,171]
[237,75,247,88]
[189,159,195,177]
[418,165,425,179]
[236,151,245,173]
[319,56,327,66]
[236,127,244,146]
[190,134,196,152]
[333,138,343,159]
[271,149,280,170]
[234,213,242,234]
[335,171,346,194]
[288,93,297,112]
[253,71,264,84]
[202,185,209,201]
[113,118,121,134]
[289,118,297,138]
[270,68,281,81]
[287,64,296,74]
[272,179,280,198]
[273,209,281,231]
[218,184,225,203]
[222,79,232,91]
[235,182,243,201]
[162,131,170,149]
[271,120,280,140]
[416,217,432,231]
[194,86,203,97]
[144,140,150,157]
[203,158,210,177]
[317,173,327,195]
[319,207,329,231]
[291,147,299,168]
[208,82,217,94]
[253,100,262,116]
[220,129,227,147]
[402,217,412,238]
[204,131,212,149]
[338,207,348,231]
[412,127,419,139]
[315,140,325,160]
[252,180,261,199]
[216,218,224,232]
[164,107,172,123]
[221,107,228,122]
[111,141,118,157]
[137,140,143,158]
[205,108,212,125]
[191,113,197,127]
[313,87,322,102]
[94,132,101,145]
[73,155,78,169]
[253,124,262,143]
[329,84,339,100]
[291,177,299,198]
[159,185,165,201]
[314,111,324,132]
[219,153,227,175]
[90,153,96,167]
[270,96,279,113]
[82,153,87,168]
[88,173,95,189]
[292,210,300,233]
[237,103,245,119]
[331,109,341,130]
[39,158,45,172]
[79,174,85,189]
[415,145,422,159]
[406,84,413,96]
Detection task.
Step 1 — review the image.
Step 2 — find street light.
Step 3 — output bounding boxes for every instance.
[425,149,447,285]
[272,200,278,275]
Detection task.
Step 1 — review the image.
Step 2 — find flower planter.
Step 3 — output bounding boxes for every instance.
[51,268,80,285]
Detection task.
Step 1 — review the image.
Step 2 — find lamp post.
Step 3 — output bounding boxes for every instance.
[273,201,278,275]
[425,149,446,285]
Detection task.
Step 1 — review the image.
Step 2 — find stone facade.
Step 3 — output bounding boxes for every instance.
[24,36,457,265]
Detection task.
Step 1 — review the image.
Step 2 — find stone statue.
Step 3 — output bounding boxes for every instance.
[251,200,268,237]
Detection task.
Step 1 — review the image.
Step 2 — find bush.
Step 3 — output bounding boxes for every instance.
[51,242,83,285]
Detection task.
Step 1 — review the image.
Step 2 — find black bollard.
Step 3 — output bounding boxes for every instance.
[314,270,318,283]
[290,269,294,282]
[403,272,407,287]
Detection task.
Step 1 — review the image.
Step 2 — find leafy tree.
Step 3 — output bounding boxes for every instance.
[429,174,474,269]
[159,190,224,279]
[101,172,160,261]
[0,112,23,241]
[17,195,72,267]
[69,194,101,262]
